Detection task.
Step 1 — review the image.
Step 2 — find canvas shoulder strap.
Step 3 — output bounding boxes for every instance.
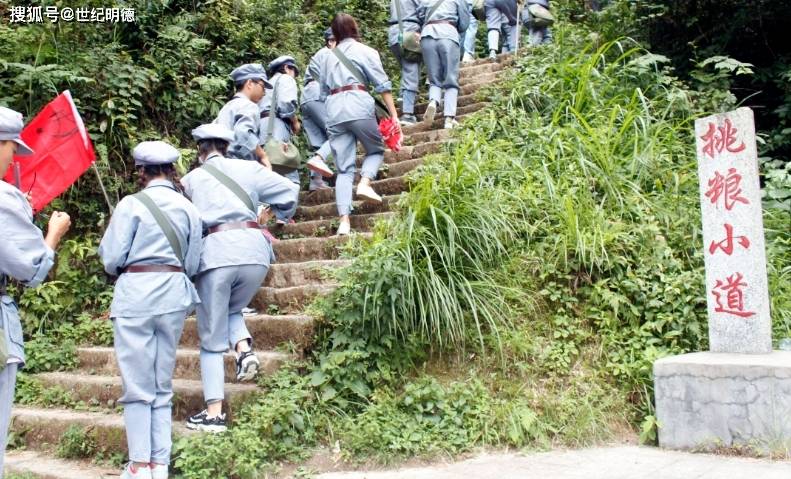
[201,163,256,213]
[332,47,368,88]
[394,0,405,36]
[133,191,184,265]
[267,75,283,141]
[427,0,447,22]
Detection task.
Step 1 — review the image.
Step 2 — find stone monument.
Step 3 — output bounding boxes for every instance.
[654,107,791,452]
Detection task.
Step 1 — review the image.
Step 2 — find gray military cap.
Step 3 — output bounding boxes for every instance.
[268,55,300,75]
[0,106,34,156]
[132,141,180,167]
[192,123,234,143]
[230,63,273,88]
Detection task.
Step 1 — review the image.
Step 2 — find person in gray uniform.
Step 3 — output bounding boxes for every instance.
[181,123,299,433]
[462,0,480,63]
[301,29,338,192]
[388,0,422,125]
[214,63,272,168]
[319,13,400,236]
[0,107,71,476]
[259,55,303,225]
[523,0,553,46]
[418,0,470,129]
[98,141,203,479]
[484,0,518,58]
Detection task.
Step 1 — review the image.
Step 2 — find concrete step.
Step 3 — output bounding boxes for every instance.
[297,194,400,222]
[300,176,406,207]
[34,372,257,421]
[412,100,489,119]
[252,283,338,315]
[355,140,444,166]
[265,259,349,288]
[401,90,483,116]
[272,234,366,263]
[400,110,478,136]
[76,346,290,381]
[382,158,424,179]
[5,449,119,479]
[280,212,395,238]
[181,313,313,350]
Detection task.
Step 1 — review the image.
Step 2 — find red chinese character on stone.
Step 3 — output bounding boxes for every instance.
[705,168,749,211]
[711,272,756,318]
[700,119,747,159]
[709,223,750,256]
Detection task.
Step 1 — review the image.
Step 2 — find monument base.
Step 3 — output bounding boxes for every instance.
[654,351,791,453]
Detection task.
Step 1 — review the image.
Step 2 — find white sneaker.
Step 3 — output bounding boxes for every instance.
[462,52,474,63]
[356,183,382,203]
[236,350,260,381]
[121,463,152,479]
[241,307,257,317]
[444,117,460,129]
[423,100,437,125]
[337,221,351,236]
[306,155,333,177]
[150,463,169,479]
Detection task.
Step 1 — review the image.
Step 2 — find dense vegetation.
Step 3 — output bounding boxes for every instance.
[1,0,790,477]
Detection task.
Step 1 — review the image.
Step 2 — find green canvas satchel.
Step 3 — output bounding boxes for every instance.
[0,327,9,371]
[263,76,302,172]
[395,0,422,62]
[528,4,555,27]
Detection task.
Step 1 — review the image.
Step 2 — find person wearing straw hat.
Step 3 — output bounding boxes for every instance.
[98,140,203,479]
[388,0,423,126]
[181,123,299,434]
[0,106,71,476]
[417,0,470,129]
[215,63,272,167]
[301,28,338,192]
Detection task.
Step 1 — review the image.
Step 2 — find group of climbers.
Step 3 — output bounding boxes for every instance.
[0,1,557,477]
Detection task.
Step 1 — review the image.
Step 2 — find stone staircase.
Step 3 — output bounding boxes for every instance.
[4,54,512,478]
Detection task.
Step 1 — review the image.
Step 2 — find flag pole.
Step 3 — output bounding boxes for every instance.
[92,163,114,215]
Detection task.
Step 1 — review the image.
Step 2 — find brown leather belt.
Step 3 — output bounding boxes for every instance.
[426,20,456,26]
[124,265,184,274]
[206,220,261,235]
[260,111,270,119]
[330,85,367,95]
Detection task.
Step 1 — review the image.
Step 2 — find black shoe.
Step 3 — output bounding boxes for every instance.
[236,350,260,381]
[185,409,227,433]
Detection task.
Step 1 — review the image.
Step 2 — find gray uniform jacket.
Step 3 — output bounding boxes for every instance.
[388,0,422,46]
[98,179,202,318]
[258,72,299,144]
[302,47,333,105]
[320,38,393,128]
[0,181,55,364]
[214,93,261,161]
[418,0,470,44]
[181,154,299,273]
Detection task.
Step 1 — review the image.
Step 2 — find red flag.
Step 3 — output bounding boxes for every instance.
[3,90,96,213]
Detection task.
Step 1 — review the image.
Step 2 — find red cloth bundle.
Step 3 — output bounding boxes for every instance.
[378,117,403,152]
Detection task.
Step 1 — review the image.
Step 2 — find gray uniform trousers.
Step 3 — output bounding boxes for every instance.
[302,100,334,163]
[328,118,385,216]
[113,310,188,464]
[389,44,421,116]
[421,37,461,118]
[195,264,269,403]
[0,363,18,475]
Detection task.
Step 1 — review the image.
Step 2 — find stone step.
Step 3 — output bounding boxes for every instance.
[180,313,314,349]
[297,194,400,222]
[5,449,119,479]
[402,90,483,116]
[34,372,257,421]
[413,99,489,118]
[400,110,478,136]
[355,139,444,166]
[300,176,406,206]
[458,60,507,81]
[252,283,338,315]
[264,259,349,288]
[272,234,365,263]
[75,346,290,382]
[280,211,395,238]
[381,158,424,179]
